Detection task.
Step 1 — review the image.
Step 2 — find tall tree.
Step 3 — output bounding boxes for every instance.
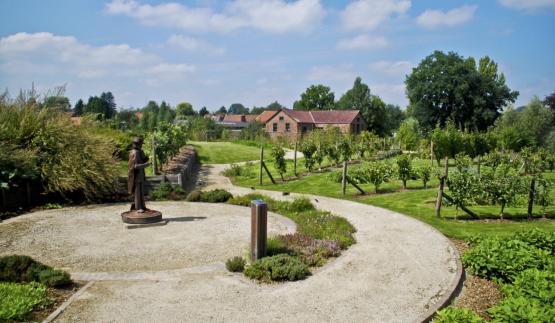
[405,51,518,133]
[73,99,84,116]
[337,77,386,135]
[199,106,209,116]
[217,106,227,114]
[267,101,284,110]
[100,92,116,118]
[176,102,195,119]
[228,103,249,114]
[544,90,555,120]
[383,104,405,135]
[293,84,335,110]
[43,96,71,111]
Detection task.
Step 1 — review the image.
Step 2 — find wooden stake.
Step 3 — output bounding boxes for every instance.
[262,161,276,184]
[346,176,365,194]
[341,161,347,195]
[293,141,298,177]
[259,146,264,185]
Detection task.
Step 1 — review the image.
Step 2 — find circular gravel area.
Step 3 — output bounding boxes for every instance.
[0,201,296,272]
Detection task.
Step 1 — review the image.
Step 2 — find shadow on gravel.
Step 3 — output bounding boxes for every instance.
[167,216,207,222]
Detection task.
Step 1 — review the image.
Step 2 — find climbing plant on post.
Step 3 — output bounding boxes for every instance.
[271,143,287,182]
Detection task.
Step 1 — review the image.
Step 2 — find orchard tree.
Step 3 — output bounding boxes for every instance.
[417,165,432,189]
[366,162,393,193]
[446,169,479,217]
[481,164,526,219]
[396,154,412,189]
[293,84,335,111]
[271,143,287,181]
[396,118,421,150]
[300,140,317,172]
[355,131,380,159]
[337,77,387,136]
[406,51,518,132]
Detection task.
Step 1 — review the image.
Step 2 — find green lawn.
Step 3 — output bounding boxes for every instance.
[229,158,555,239]
[191,141,264,164]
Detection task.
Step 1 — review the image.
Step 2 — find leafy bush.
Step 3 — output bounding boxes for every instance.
[434,307,485,323]
[225,256,246,273]
[396,154,412,189]
[365,161,393,193]
[376,149,402,160]
[0,255,72,287]
[149,181,186,200]
[267,236,290,256]
[44,203,63,209]
[417,165,433,189]
[511,229,555,255]
[271,143,287,181]
[244,254,310,282]
[462,238,552,283]
[0,282,51,321]
[488,295,554,322]
[222,164,252,178]
[186,189,233,203]
[327,170,343,183]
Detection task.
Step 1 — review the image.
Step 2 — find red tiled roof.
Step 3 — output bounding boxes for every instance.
[280,108,360,124]
[256,110,280,124]
[223,114,245,123]
[310,110,360,124]
[244,115,258,122]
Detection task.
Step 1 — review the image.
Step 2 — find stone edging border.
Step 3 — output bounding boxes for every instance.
[414,231,465,323]
[42,281,95,323]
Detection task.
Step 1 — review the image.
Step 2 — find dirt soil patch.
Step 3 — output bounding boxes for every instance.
[28,282,85,322]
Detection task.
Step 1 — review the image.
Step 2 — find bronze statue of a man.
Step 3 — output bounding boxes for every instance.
[128,137,150,212]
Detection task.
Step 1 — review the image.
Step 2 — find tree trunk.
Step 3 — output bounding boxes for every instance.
[341,161,347,195]
[435,176,445,217]
[403,180,407,190]
[500,204,505,220]
[424,181,428,189]
[527,177,535,221]
[444,157,449,177]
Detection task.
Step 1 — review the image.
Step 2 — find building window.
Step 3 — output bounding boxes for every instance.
[272,123,278,132]
[302,126,307,133]
[285,123,290,132]
[279,116,284,121]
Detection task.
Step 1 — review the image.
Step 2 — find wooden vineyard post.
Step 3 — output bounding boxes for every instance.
[342,161,347,195]
[294,141,298,177]
[259,146,264,185]
[251,200,267,261]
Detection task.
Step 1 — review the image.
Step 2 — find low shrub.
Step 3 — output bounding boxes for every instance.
[462,238,552,283]
[434,307,485,323]
[244,254,310,282]
[225,256,246,273]
[222,164,254,178]
[510,228,555,255]
[149,181,186,201]
[44,203,63,209]
[199,189,233,203]
[266,237,289,256]
[278,233,341,267]
[0,255,72,287]
[0,282,51,321]
[488,295,554,322]
[327,170,343,183]
[186,189,233,203]
[37,269,71,287]
[376,149,402,160]
[282,197,315,213]
[185,190,202,202]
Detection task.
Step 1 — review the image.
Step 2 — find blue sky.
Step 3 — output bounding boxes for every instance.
[1,0,554,111]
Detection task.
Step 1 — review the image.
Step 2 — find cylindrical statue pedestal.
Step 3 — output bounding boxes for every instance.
[121,210,163,224]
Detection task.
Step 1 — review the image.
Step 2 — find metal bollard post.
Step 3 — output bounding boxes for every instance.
[251,200,267,261]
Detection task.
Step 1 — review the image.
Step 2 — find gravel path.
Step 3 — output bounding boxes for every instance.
[2,163,461,322]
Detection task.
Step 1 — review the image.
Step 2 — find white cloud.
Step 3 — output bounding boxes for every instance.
[336,34,388,51]
[106,0,325,33]
[417,5,477,28]
[340,0,411,31]
[167,35,226,55]
[307,64,356,84]
[498,0,555,10]
[370,83,408,107]
[0,32,194,80]
[368,60,413,78]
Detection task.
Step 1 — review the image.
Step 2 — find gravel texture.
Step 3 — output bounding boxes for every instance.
[0,201,295,272]
[2,162,461,322]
